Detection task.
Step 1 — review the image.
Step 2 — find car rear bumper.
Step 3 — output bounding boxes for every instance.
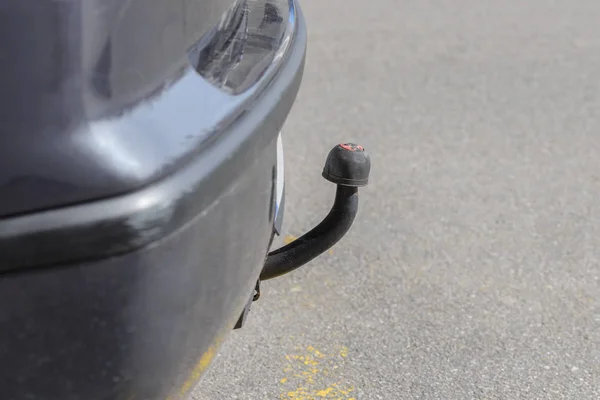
[0,3,306,399]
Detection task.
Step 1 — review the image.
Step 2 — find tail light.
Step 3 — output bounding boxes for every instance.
[189,0,296,95]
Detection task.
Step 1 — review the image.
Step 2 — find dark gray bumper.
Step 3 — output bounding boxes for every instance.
[0,4,306,400]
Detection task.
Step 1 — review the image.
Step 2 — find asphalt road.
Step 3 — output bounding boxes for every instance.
[194,0,600,398]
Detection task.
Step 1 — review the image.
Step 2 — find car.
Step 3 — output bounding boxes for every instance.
[0,0,370,398]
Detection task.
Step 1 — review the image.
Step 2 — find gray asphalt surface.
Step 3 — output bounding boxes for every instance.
[194,0,600,398]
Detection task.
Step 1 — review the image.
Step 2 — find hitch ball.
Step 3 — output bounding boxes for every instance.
[322,143,371,187]
[259,143,371,281]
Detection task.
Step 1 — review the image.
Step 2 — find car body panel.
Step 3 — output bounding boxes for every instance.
[0,0,306,398]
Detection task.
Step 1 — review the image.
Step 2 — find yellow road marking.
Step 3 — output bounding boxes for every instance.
[279,345,356,399]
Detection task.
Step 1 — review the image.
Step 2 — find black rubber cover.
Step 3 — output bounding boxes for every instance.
[322,143,371,187]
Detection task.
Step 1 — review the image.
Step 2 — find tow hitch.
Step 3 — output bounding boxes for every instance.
[235,143,370,329]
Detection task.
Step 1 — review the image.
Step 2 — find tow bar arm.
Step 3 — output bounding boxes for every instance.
[261,143,371,280]
[234,143,370,329]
